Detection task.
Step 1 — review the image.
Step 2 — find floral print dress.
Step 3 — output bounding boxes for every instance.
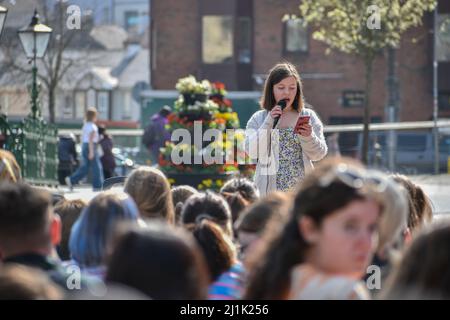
[276,127,305,192]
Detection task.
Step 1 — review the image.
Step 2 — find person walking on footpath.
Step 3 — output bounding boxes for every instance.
[66,107,104,191]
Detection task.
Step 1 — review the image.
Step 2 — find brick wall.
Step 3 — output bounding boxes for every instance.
[151,0,200,90]
[151,0,443,123]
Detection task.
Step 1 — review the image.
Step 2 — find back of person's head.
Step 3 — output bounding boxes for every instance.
[106,222,209,299]
[219,177,259,223]
[124,166,174,224]
[244,157,386,299]
[235,191,290,234]
[220,192,249,225]
[181,191,233,237]
[383,222,450,299]
[0,264,63,300]
[185,219,236,283]
[54,199,87,261]
[0,150,21,183]
[98,124,106,136]
[69,191,140,267]
[235,192,290,256]
[220,177,259,202]
[159,105,172,117]
[391,174,433,234]
[171,185,199,224]
[85,107,97,122]
[0,183,54,257]
[370,173,408,258]
[51,192,66,207]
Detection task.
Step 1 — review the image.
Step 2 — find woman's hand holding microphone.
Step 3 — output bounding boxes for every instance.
[270,105,283,120]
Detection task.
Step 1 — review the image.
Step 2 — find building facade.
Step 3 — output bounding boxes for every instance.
[149,0,450,128]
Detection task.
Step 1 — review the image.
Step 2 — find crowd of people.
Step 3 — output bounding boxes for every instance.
[0,148,449,300]
[1,61,449,300]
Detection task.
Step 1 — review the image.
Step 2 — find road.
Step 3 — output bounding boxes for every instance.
[410,175,450,216]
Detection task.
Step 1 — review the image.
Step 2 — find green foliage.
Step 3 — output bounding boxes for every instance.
[297,0,436,59]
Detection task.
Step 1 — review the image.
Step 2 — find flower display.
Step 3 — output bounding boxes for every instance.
[159,75,253,186]
[198,178,224,191]
[175,75,211,95]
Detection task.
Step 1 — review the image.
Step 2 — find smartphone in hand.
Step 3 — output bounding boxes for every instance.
[294,115,310,134]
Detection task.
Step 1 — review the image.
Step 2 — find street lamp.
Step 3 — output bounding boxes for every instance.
[0,6,8,39]
[18,9,52,119]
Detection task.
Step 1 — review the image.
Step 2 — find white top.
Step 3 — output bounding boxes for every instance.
[81,122,99,143]
[288,264,370,300]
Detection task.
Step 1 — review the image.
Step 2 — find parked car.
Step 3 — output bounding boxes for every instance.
[356,130,450,174]
[112,147,136,176]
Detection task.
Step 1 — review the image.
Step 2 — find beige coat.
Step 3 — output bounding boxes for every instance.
[245,107,328,196]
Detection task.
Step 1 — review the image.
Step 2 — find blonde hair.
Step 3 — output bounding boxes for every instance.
[374,174,409,258]
[85,107,98,122]
[0,150,21,183]
[391,174,433,233]
[124,166,175,224]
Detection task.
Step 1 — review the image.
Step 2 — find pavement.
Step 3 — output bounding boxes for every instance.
[409,174,450,216]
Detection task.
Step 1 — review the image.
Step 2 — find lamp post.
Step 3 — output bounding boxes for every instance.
[0,5,7,39]
[18,10,52,119]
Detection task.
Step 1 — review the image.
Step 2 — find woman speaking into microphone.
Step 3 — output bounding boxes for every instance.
[245,62,328,196]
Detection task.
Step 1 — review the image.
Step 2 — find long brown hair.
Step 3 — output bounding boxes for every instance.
[185,219,236,283]
[260,62,304,112]
[391,174,433,233]
[124,166,175,224]
[244,159,383,299]
[383,222,450,299]
[54,199,87,261]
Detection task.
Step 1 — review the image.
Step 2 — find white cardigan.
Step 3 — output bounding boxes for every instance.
[245,107,328,196]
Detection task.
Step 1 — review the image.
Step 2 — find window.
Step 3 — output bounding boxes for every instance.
[123,92,132,120]
[74,91,86,119]
[440,135,450,153]
[87,89,96,109]
[97,91,109,120]
[0,94,9,114]
[397,135,427,152]
[202,15,233,64]
[437,14,450,62]
[125,11,139,33]
[63,95,73,119]
[439,92,450,110]
[237,17,252,64]
[284,18,308,53]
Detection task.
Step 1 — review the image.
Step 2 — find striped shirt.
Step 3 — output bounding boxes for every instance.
[208,262,246,300]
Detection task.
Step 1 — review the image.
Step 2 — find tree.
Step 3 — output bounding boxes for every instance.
[295,0,436,164]
[1,1,97,123]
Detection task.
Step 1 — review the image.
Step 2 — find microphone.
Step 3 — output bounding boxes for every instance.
[272,99,288,129]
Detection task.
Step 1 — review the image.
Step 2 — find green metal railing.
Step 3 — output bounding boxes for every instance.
[0,114,58,186]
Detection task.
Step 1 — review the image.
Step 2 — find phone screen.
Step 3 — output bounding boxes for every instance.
[295,116,310,133]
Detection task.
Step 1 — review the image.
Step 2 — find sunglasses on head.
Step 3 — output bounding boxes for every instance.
[318,163,388,193]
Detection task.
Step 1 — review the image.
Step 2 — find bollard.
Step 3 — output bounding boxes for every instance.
[448,156,450,174]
